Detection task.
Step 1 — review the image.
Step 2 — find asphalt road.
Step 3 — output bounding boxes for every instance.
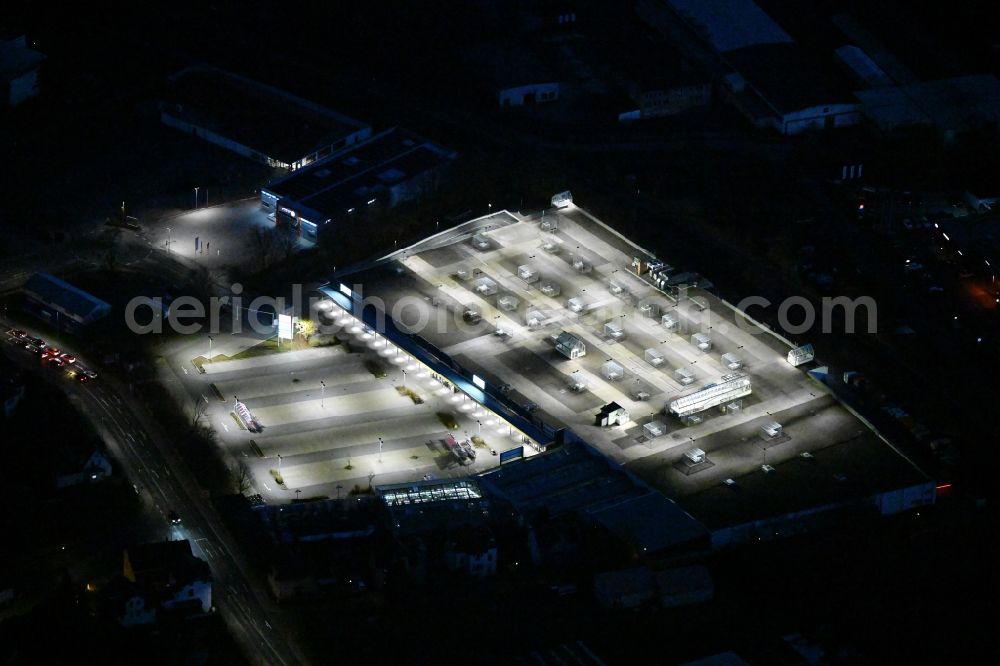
[2,323,305,666]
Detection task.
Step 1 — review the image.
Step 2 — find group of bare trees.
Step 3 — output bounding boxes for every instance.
[250,225,299,271]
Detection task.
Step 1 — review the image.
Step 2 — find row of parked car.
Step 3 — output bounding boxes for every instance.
[7,328,98,381]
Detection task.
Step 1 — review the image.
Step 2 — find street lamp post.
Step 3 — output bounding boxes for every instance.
[378,437,384,463]
[194,186,199,210]
[401,369,406,388]
[208,335,213,363]
[277,454,282,474]
[166,227,171,253]
[320,380,326,408]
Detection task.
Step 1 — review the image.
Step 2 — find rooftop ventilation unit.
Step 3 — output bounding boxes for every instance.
[787,344,815,366]
[644,348,664,366]
[668,373,751,417]
[601,360,625,381]
[684,448,706,465]
[721,352,742,370]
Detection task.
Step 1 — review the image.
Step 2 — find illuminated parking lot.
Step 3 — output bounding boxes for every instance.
[203,307,537,500]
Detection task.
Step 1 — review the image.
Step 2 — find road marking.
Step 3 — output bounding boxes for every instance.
[195,538,217,559]
[182,367,189,375]
[222,422,230,432]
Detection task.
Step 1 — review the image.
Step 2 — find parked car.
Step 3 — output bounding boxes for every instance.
[168,510,182,525]
[9,329,26,339]
[460,439,477,460]
[59,352,76,364]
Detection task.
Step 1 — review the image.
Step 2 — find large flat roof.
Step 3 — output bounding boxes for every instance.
[0,37,45,81]
[666,0,792,53]
[264,127,455,221]
[162,66,369,164]
[855,75,1000,133]
[479,442,708,553]
[670,417,930,529]
[725,42,857,114]
[332,205,930,530]
[24,272,110,323]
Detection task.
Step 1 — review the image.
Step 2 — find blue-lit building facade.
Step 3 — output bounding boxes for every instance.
[261,128,456,241]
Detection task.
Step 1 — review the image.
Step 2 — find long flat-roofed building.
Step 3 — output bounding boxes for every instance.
[160,65,371,171]
[23,272,110,333]
[0,35,45,107]
[653,0,860,135]
[479,442,709,557]
[320,201,934,547]
[261,127,456,240]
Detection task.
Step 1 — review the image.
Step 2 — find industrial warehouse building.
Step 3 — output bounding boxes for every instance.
[260,128,456,240]
[0,35,45,107]
[478,443,710,558]
[23,272,110,334]
[325,202,936,549]
[660,0,860,135]
[160,65,371,171]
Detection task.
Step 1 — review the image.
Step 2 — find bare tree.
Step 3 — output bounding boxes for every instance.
[275,227,299,261]
[192,395,208,425]
[95,227,123,273]
[233,460,254,493]
[250,226,278,271]
[193,264,229,302]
